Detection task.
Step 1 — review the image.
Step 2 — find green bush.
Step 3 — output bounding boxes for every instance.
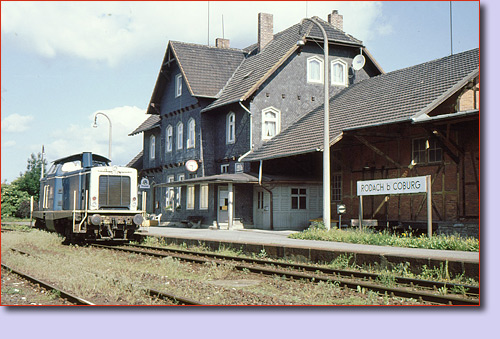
[289,223,479,252]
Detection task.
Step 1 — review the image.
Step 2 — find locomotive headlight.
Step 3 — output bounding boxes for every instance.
[132,197,137,208]
[91,196,98,208]
[133,214,144,225]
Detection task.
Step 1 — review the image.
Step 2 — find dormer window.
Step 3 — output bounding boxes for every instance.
[175,74,182,97]
[331,59,348,86]
[262,107,281,140]
[149,135,156,160]
[226,112,235,144]
[187,118,196,148]
[176,122,183,150]
[307,56,324,84]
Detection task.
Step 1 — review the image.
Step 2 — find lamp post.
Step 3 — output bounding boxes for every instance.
[93,112,112,160]
[298,18,331,230]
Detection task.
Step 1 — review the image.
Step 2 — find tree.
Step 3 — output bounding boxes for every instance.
[13,152,47,201]
[1,152,47,218]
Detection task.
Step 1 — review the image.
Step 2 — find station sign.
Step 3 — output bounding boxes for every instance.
[357,176,427,196]
[139,177,150,189]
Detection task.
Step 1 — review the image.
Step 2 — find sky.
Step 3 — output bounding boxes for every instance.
[1,1,479,184]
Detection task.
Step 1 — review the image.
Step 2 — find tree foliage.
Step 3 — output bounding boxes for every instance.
[1,152,47,218]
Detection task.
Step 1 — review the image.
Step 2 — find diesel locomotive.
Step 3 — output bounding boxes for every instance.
[32,152,144,242]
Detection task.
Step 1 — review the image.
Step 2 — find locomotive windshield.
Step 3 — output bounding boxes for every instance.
[98,175,131,209]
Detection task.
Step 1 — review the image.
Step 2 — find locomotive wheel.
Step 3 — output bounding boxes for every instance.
[34,219,47,230]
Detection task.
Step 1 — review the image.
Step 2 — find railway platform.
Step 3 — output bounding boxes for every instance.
[139,226,480,279]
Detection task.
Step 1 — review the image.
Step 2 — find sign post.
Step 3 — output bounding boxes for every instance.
[337,204,346,229]
[356,175,432,236]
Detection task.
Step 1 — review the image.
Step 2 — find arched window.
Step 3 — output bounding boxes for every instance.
[262,107,281,140]
[226,112,235,144]
[149,135,156,160]
[176,122,183,150]
[307,56,324,84]
[166,125,173,153]
[331,59,348,86]
[187,118,196,148]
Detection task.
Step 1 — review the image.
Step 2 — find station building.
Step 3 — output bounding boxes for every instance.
[129,11,479,237]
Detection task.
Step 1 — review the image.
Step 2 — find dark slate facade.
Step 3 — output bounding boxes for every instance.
[130,11,385,229]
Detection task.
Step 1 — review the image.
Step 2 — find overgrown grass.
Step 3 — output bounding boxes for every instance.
[289,222,479,252]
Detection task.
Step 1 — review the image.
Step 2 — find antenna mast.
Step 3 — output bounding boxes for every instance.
[207,1,210,45]
[450,1,453,55]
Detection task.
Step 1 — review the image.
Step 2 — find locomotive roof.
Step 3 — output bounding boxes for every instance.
[52,153,110,165]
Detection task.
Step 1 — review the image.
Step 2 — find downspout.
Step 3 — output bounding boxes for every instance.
[258,160,273,230]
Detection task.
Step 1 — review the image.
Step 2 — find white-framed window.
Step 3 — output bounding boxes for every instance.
[187,118,196,148]
[165,175,175,210]
[221,164,229,174]
[175,74,182,97]
[412,138,443,164]
[262,107,281,140]
[176,174,185,208]
[200,184,209,210]
[226,112,235,144]
[307,56,324,84]
[332,174,342,201]
[149,135,156,160]
[176,122,183,150]
[331,59,347,86]
[291,188,307,210]
[187,185,195,210]
[235,163,244,173]
[166,125,173,153]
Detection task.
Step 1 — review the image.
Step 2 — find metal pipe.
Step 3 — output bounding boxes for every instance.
[239,101,253,151]
[93,112,112,160]
[300,17,331,230]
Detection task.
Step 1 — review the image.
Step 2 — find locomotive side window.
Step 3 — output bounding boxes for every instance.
[98,175,131,209]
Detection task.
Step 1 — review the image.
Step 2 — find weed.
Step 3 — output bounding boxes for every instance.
[289,228,479,252]
[257,248,268,259]
[450,285,469,296]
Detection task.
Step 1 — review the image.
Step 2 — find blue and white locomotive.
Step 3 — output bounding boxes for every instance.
[33,152,144,242]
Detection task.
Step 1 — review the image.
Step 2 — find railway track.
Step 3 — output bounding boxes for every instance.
[5,247,205,306]
[92,243,479,306]
[1,263,95,305]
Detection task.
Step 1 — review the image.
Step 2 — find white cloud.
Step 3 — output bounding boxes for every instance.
[1,113,34,132]
[1,1,391,65]
[45,106,146,166]
[1,140,16,148]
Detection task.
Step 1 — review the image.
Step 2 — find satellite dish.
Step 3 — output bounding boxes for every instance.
[352,54,366,71]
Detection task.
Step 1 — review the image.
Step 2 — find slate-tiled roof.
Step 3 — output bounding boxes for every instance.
[202,17,364,112]
[307,16,362,45]
[129,115,160,136]
[170,41,246,98]
[244,48,479,161]
[126,151,143,168]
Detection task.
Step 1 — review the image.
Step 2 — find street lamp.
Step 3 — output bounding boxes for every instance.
[298,18,331,230]
[93,112,112,160]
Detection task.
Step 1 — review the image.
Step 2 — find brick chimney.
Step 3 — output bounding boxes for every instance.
[258,13,273,52]
[216,38,230,49]
[328,10,343,31]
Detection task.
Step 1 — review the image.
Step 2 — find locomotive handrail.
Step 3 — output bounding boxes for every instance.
[77,190,89,233]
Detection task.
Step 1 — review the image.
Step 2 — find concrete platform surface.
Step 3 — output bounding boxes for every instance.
[140,226,479,264]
